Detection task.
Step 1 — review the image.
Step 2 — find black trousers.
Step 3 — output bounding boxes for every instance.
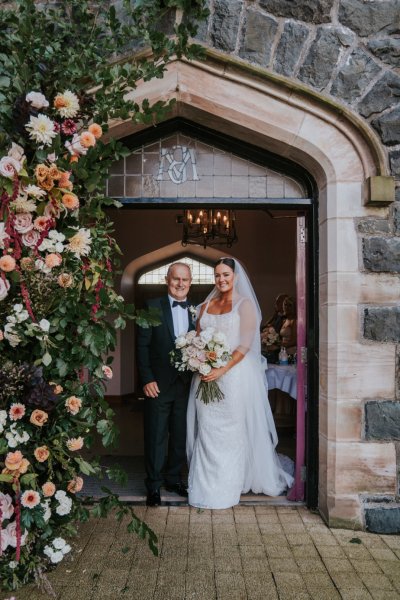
[143,377,189,492]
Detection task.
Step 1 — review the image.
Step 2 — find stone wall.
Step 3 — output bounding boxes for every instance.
[196,0,400,180]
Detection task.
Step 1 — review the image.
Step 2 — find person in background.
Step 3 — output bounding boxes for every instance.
[279,296,297,355]
[261,293,289,361]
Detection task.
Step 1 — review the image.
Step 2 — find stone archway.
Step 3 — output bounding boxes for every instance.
[107,53,397,528]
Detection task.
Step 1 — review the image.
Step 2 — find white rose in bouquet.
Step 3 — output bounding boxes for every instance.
[200,327,214,344]
[213,331,227,345]
[192,336,206,350]
[188,357,201,370]
[175,335,187,349]
[199,363,212,376]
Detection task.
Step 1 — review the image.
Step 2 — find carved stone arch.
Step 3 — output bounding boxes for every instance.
[106,53,396,529]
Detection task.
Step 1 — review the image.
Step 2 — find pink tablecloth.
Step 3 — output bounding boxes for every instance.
[266,364,297,400]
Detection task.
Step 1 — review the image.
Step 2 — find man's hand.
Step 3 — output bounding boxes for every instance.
[143,381,160,398]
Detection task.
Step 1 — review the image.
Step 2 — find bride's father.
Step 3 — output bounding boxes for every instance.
[137,262,194,507]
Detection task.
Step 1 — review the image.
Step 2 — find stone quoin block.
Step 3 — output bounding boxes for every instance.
[364,400,400,440]
[363,237,400,273]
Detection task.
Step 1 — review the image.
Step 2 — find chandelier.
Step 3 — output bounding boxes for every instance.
[180,209,238,248]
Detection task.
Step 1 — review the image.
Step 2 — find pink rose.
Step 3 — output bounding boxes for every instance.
[0,156,22,178]
[102,365,113,379]
[22,229,40,248]
[14,213,33,234]
[0,492,14,520]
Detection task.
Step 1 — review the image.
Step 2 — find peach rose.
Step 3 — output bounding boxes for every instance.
[48,164,62,180]
[35,164,49,182]
[57,273,74,288]
[34,446,50,463]
[66,437,84,451]
[67,476,83,493]
[40,177,54,191]
[51,383,63,395]
[42,481,56,497]
[0,255,16,272]
[69,155,79,163]
[80,131,96,148]
[65,395,82,415]
[21,489,40,509]
[30,409,48,427]
[62,193,79,210]
[206,351,217,362]
[88,123,102,139]
[18,458,30,475]
[45,253,62,269]
[9,403,26,421]
[58,171,73,190]
[5,451,24,471]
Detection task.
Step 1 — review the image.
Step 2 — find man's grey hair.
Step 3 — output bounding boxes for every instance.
[166,262,192,279]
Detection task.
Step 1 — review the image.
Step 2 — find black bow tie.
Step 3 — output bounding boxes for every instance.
[172,300,188,308]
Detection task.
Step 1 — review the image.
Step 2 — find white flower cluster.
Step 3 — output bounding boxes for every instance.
[3,303,29,347]
[38,229,65,253]
[55,490,72,516]
[5,423,30,448]
[43,537,71,564]
[3,303,50,347]
[0,409,7,434]
[171,327,231,376]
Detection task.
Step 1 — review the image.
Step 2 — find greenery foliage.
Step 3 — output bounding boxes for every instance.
[0,0,207,591]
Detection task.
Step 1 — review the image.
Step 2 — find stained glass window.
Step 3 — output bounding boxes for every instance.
[107,132,306,199]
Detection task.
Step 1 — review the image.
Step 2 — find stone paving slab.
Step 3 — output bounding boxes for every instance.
[5,506,400,600]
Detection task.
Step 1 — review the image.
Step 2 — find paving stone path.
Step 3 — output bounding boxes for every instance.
[9,506,400,600]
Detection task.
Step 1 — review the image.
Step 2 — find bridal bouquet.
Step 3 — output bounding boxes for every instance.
[170,327,232,404]
[261,325,280,347]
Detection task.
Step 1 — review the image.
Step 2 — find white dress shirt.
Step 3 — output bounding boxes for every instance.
[169,295,189,338]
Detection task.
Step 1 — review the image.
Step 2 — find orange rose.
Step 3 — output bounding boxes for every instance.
[62,193,79,210]
[66,437,84,451]
[67,476,84,493]
[65,395,82,415]
[69,155,79,164]
[58,171,73,190]
[48,164,62,180]
[30,409,48,427]
[0,255,16,272]
[88,123,102,139]
[40,176,54,191]
[5,450,24,471]
[42,481,56,497]
[80,131,96,148]
[34,446,50,463]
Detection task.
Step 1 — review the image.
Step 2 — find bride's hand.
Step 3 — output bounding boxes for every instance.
[201,366,228,382]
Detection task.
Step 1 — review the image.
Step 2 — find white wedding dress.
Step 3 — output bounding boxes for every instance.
[186,300,294,509]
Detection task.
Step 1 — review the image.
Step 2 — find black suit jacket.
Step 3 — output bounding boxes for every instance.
[136,296,195,392]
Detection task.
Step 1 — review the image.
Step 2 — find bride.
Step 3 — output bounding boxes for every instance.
[186,257,294,509]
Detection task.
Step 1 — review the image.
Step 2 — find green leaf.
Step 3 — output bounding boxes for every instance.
[42,352,52,366]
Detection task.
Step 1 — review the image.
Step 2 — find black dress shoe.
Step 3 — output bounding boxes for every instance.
[146,490,161,506]
[164,482,188,497]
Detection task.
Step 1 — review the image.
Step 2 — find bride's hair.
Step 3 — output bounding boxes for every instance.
[215,257,235,271]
